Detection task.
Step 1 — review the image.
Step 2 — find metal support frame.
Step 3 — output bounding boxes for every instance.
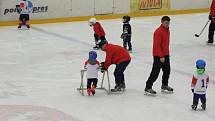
[77,69,111,96]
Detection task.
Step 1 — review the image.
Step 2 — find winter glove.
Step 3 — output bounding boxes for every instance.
[209,14,212,20]
[101,67,106,73]
[100,62,105,68]
[208,14,215,20]
[16,5,21,14]
[100,62,106,73]
[16,5,20,8]
[121,34,125,39]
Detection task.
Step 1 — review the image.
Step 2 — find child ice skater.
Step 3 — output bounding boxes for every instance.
[88,18,107,50]
[84,51,100,96]
[191,59,209,110]
[16,0,33,29]
[121,16,132,52]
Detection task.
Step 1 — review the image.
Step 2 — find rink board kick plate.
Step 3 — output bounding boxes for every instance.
[77,69,111,96]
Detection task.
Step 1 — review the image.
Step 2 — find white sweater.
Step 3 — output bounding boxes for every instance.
[84,60,100,79]
[191,72,209,94]
[19,1,32,14]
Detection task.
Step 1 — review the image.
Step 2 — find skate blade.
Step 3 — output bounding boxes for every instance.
[191,108,205,111]
[93,48,99,50]
[191,105,197,111]
[161,89,173,94]
[92,92,95,96]
[144,91,156,96]
[206,42,214,46]
[18,28,30,30]
[111,89,126,94]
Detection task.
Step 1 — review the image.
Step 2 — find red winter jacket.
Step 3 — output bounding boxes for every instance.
[104,44,131,69]
[153,25,170,58]
[210,0,215,16]
[93,22,106,37]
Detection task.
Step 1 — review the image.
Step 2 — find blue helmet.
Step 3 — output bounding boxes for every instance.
[89,51,97,61]
[196,59,206,68]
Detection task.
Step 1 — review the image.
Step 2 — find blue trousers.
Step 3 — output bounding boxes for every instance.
[193,93,206,105]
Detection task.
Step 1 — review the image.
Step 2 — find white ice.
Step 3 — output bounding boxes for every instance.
[0,13,215,121]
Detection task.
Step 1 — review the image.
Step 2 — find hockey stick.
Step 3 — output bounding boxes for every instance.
[195,20,210,37]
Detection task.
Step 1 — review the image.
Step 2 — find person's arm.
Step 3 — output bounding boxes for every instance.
[16,5,21,14]
[94,23,103,37]
[121,24,126,39]
[128,24,132,35]
[153,31,164,58]
[84,61,88,69]
[28,1,33,13]
[191,76,197,92]
[209,0,215,19]
[96,60,100,69]
[104,52,112,69]
[206,77,209,88]
[210,0,215,15]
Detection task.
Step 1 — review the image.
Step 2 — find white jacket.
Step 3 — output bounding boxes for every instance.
[191,72,209,94]
[84,60,100,79]
[19,0,32,14]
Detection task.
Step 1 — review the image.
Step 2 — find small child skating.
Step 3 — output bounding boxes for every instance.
[191,59,209,110]
[121,16,132,52]
[84,51,100,96]
[88,18,107,50]
[16,0,33,29]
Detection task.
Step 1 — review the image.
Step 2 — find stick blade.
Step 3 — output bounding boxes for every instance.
[195,34,199,37]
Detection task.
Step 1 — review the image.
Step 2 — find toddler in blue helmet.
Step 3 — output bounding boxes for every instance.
[84,51,100,96]
[191,59,209,110]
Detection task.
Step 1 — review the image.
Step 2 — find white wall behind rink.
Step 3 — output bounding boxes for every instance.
[0,0,130,21]
[170,0,211,10]
[0,0,211,22]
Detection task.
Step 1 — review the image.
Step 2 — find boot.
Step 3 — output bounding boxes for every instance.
[191,104,197,111]
[161,85,174,92]
[201,104,206,110]
[91,85,96,96]
[145,88,157,95]
[87,88,91,96]
[18,25,21,29]
[111,85,121,92]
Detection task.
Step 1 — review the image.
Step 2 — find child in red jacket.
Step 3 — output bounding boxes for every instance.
[88,18,107,50]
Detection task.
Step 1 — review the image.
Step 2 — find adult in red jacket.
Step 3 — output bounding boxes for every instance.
[208,0,215,44]
[98,40,131,92]
[89,18,107,49]
[145,16,173,95]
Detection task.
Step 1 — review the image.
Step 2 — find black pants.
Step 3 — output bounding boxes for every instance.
[19,14,29,21]
[123,36,132,50]
[87,78,98,89]
[146,56,170,89]
[114,60,130,86]
[94,34,106,45]
[208,21,215,43]
[193,93,206,105]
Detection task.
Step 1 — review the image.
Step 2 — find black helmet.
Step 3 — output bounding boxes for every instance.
[123,16,131,23]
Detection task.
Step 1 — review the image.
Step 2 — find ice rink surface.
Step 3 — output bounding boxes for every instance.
[0,13,214,121]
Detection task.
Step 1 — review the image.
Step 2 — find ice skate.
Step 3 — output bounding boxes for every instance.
[144,88,157,96]
[191,104,197,111]
[161,85,174,93]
